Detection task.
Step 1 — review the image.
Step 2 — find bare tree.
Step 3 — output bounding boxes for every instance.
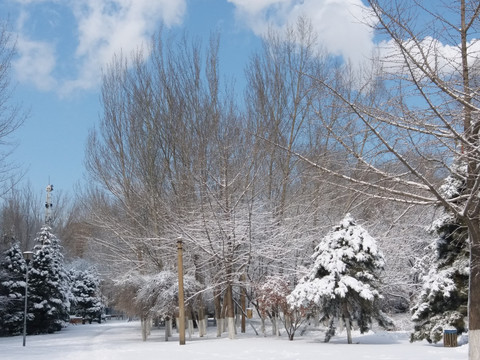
[245,18,321,219]
[0,20,26,196]
[0,183,43,253]
[83,29,255,340]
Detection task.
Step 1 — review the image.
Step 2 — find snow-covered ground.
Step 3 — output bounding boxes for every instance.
[0,319,468,360]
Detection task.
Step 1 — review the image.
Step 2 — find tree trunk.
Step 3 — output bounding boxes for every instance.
[194,255,207,337]
[165,317,171,341]
[286,314,294,341]
[141,316,149,342]
[324,318,335,343]
[187,307,194,340]
[225,283,235,339]
[168,317,173,335]
[344,316,352,345]
[261,317,266,337]
[197,311,207,337]
[468,220,480,359]
[240,275,246,333]
[343,301,352,344]
[214,287,223,337]
[314,311,320,328]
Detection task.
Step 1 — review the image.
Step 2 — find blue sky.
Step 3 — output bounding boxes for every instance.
[1,0,390,197]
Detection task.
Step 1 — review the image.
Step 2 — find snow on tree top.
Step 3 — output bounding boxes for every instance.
[288,214,386,311]
[308,213,384,281]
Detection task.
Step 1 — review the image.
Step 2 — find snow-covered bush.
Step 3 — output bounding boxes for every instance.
[114,270,201,319]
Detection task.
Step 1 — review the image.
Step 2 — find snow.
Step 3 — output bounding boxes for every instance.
[0,318,468,360]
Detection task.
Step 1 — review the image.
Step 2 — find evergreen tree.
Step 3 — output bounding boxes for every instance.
[28,225,70,334]
[70,268,104,323]
[410,164,469,343]
[0,243,27,336]
[288,214,392,344]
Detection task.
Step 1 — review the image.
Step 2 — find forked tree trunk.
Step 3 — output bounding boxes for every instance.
[271,313,277,336]
[261,316,266,337]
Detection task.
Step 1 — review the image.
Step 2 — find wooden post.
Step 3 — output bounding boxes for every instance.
[177,238,186,345]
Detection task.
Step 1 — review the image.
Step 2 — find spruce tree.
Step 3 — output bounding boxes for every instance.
[0,243,27,336]
[28,225,70,334]
[70,268,104,323]
[410,163,469,343]
[288,214,392,343]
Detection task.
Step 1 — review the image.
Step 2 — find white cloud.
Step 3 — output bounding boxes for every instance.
[228,0,376,67]
[377,36,480,80]
[11,0,187,95]
[64,0,187,93]
[12,9,58,91]
[14,37,57,91]
[229,0,282,14]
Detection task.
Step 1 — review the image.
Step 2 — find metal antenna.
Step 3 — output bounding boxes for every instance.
[45,183,53,226]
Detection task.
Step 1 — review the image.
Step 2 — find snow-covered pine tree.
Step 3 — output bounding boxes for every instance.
[70,268,104,324]
[27,225,70,334]
[287,214,392,344]
[0,243,27,336]
[410,163,469,343]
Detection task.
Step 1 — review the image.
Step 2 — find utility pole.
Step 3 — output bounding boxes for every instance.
[177,238,186,345]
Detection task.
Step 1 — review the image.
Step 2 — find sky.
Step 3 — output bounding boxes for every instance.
[2,0,378,198]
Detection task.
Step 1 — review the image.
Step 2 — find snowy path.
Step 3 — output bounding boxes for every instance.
[0,319,468,360]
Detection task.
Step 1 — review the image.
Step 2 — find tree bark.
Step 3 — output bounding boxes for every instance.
[187,306,194,340]
[141,315,149,342]
[468,219,480,359]
[341,301,352,344]
[240,274,246,333]
[165,317,171,341]
[214,287,223,337]
[225,283,235,339]
[197,304,207,337]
